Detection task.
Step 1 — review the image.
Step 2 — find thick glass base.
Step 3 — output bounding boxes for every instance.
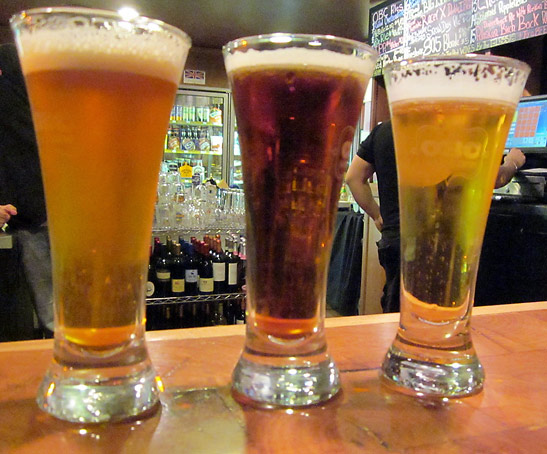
[36,357,161,423]
[381,342,484,398]
[232,350,340,407]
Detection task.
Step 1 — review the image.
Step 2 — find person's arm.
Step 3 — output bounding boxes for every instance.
[345,155,383,231]
[0,204,17,225]
[494,148,525,189]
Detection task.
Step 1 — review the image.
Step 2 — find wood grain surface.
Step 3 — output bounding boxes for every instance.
[0,302,545,453]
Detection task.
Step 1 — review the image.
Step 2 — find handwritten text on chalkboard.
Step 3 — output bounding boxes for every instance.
[369,0,547,75]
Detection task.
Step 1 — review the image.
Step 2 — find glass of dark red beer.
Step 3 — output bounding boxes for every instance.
[224,34,378,406]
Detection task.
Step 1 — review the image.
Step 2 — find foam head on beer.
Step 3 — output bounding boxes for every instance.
[13,8,190,84]
[224,34,377,77]
[384,54,530,105]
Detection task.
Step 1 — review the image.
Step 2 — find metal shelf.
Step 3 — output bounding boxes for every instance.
[146,292,245,306]
[152,228,245,236]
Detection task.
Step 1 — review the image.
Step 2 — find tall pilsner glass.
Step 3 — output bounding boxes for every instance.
[381,55,530,398]
[10,8,190,422]
[224,34,378,406]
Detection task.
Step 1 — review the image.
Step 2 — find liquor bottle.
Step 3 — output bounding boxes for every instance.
[155,244,172,298]
[209,103,222,125]
[192,160,205,181]
[170,243,186,297]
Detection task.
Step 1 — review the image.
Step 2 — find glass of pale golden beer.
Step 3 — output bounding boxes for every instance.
[223,34,378,406]
[381,55,530,397]
[10,7,190,422]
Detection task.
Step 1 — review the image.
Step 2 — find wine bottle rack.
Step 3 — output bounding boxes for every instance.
[152,228,245,236]
[146,292,245,306]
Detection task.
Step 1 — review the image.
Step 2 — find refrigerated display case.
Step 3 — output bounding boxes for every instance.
[230,120,243,188]
[163,86,233,184]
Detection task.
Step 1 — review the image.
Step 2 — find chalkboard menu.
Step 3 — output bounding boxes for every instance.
[369,0,547,75]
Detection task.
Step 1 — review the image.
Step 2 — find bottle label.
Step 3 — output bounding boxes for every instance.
[168,135,180,150]
[157,270,170,281]
[182,138,196,151]
[172,279,185,293]
[179,163,193,178]
[146,281,155,297]
[228,263,238,285]
[199,138,211,151]
[209,108,222,125]
[213,262,226,282]
[185,269,198,283]
[199,278,214,293]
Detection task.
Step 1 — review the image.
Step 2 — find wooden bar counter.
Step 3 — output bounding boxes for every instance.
[1,302,546,453]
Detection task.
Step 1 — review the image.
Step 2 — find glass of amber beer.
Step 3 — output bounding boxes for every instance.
[381,55,529,397]
[224,34,377,406]
[10,8,190,422]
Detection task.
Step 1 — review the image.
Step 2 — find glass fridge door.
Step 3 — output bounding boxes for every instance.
[231,118,243,188]
[163,87,230,185]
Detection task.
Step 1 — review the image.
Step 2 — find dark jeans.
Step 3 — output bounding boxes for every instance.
[377,232,400,313]
[16,226,54,332]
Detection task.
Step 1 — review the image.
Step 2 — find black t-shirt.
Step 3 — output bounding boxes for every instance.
[356,120,399,232]
[0,43,46,230]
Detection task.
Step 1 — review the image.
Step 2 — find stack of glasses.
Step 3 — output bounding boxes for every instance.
[154,170,245,232]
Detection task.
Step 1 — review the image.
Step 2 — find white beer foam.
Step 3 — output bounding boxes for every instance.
[19,25,189,84]
[386,59,529,105]
[225,48,376,77]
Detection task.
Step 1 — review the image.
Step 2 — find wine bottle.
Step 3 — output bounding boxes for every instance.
[238,237,247,292]
[198,241,214,295]
[226,236,240,294]
[212,238,227,294]
[170,243,186,297]
[236,238,247,324]
[146,245,158,299]
[155,244,172,298]
[183,243,199,296]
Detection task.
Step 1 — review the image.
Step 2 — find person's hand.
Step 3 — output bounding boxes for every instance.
[504,148,526,170]
[0,204,17,225]
[373,214,383,232]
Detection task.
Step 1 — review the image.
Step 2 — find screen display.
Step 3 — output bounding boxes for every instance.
[505,95,547,152]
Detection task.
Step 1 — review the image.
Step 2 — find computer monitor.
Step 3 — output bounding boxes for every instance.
[505,94,547,153]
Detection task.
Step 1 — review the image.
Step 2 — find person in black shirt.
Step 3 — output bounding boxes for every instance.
[0,43,53,334]
[346,120,525,313]
[346,121,400,313]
